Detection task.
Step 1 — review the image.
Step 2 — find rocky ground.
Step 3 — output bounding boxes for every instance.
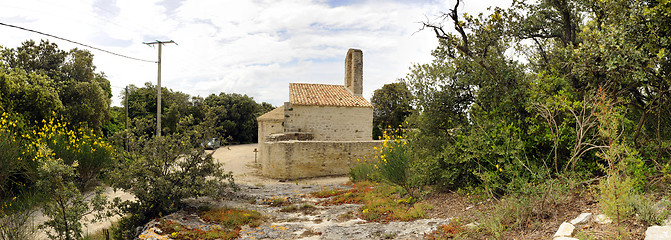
[138,183,451,240]
[137,144,451,239]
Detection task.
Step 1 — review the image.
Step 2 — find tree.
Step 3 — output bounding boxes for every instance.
[0,40,111,134]
[407,0,671,192]
[371,82,413,133]
[109,133,234,239]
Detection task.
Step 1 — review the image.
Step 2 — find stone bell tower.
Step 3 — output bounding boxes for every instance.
[344,48,363,97]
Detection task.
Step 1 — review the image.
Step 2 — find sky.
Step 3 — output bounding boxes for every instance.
[0,0,513,107]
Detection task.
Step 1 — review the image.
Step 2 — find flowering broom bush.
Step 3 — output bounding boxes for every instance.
[374,126,416,198]
[25,116,116,190]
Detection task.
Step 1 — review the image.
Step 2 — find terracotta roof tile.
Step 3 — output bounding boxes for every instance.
[289,83,372,108]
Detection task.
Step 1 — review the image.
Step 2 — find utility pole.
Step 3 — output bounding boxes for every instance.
[143,40,176,137]
[125,86,129,152]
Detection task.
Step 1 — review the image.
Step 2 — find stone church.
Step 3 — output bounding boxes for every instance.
[257,49,381,179]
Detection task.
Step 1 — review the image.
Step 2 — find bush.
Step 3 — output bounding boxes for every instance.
[109,134,234,239]
[0,112,36,202]
[0,193,38,240]
[375,129,415,197]
[35,144,109,240]
[349,158,379,183]
[29,117,115,191]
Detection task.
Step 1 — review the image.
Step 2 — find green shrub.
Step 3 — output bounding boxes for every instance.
[29,117,116,191]
[375,129,415,197]
[36,144,109,240]
[628,194,667,226]
[349,158,378,183]
[0,193,38,240]
[109,134,234,239]
[0,112,36,202]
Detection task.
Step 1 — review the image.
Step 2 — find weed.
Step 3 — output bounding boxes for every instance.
[156,220,237,240]
[263,196,290,207]
[349,158,379,182]
[200,207,263,229]
[313,181,428,222]
[425,219,466,240]
[280,204,316,213]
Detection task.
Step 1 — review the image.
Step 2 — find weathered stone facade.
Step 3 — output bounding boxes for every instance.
[283,104,372,141]
[257,48,381,179]
[259,141,380,179]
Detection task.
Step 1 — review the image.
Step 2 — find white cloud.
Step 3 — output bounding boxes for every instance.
[0,0,512,107]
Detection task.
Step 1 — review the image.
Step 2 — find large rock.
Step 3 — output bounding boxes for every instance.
[554,222,575,238]
[645,226,671,240]
[570,213,592,225]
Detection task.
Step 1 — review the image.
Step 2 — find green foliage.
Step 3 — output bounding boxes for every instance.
[0,40,111,134]
[122,83,273,143]
[375,129,416,197]
[628,194,668,226]
[0,193,38,240]
[405,0,671,199]
[598,175,635,235]
[36,144,109,240]
[474,178,572,239]
[349,158,379,183]
[0,112,36,201]
[29,116,116,191]
[109,133,235,239]
[371,82,413,136]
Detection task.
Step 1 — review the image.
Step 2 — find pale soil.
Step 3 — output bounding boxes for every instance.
[211,143,349,186]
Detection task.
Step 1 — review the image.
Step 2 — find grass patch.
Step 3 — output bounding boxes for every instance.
[262,196,291,207]
[311,181,429,222]
[156,220,238,240]
[280,204,317,213]
[200,207,263,228]
[425,220,467,239]
[154,207,263,240]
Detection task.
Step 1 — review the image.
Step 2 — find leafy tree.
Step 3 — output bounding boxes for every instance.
[204,93,269,143]
[36,144,109,240]
[0,69,63,127]
[109,132,234,239]
[371,82,413,137]
[407,0,671,193]
[0,40,111,134]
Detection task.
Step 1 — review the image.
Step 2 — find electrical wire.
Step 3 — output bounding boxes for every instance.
[0,22,157,63]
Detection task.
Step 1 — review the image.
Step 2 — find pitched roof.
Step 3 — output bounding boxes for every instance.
[257,106,284,121]
[289,83,372,108]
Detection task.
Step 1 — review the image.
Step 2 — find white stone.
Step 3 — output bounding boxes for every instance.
[570,213,592,225]
[593,214,613,224]
[554,222,575,238]
[464,222,478,229]
[554,237,579,240]
[645,226,671,240]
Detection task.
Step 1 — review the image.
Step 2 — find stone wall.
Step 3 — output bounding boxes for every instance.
[257,106,285,144]
[284,104,372,141]
[260,140,382,179]
[258,119,284,143]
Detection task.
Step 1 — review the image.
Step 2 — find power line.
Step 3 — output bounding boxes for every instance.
[0,22,157,63]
